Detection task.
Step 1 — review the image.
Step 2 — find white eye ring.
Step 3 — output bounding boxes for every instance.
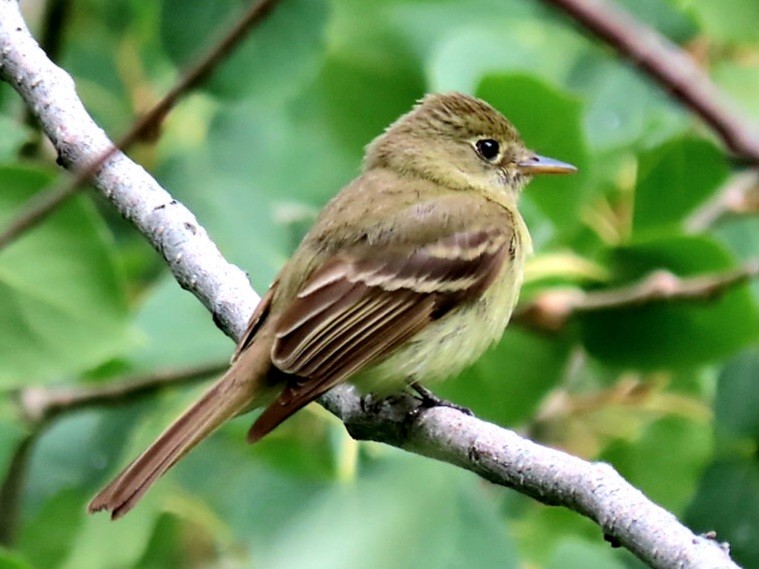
[474,138,500,162]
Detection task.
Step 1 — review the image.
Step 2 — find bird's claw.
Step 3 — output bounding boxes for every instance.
[409,383,474,415]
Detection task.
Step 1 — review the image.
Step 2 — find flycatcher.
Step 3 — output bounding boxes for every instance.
[89,92,575,519]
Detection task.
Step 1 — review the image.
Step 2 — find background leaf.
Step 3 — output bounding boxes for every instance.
[685,457,759,569]
[0,167,130,387]
[580,235,759,368]
[634,137,729,233]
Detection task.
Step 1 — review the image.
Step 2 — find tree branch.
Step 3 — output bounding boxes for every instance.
[17,362,227,427]
[0,0,264,340]
[515,259,759,332]
[541,0,759,165]
[0,366,226,547]
[0,2,739,567]
[323,388,734,569]
[0,0,283,251]
[19,0,72,158]
[687,170,759,232]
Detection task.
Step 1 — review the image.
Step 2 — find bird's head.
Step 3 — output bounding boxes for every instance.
[364,92,575,202]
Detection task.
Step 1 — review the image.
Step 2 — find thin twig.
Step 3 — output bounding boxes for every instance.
[0,363,225,548]
[686,170,759,231]
[541,0,759,164]
[0,0,283,250]
[515,259,759,332]
[17,362,228,427]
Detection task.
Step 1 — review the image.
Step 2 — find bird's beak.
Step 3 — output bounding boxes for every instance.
[517,154,577,175]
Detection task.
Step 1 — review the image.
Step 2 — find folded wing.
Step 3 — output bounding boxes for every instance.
[248,228,513,441]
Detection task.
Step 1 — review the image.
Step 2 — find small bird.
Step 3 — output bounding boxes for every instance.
[89,92,575,519]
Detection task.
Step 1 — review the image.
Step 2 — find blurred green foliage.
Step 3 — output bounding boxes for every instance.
[1,0,758,567]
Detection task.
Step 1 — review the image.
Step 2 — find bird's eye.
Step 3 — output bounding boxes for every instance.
[475,139,500,162]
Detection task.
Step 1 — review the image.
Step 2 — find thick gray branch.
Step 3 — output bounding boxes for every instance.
[0,2,738,568]
[325,389,735,569]
[0,0,258,339]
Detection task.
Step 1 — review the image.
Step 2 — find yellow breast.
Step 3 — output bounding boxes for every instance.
[355,217,529,393]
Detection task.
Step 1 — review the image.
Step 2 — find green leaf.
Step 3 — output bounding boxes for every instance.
[546,538,628,569]
[175,430,334,545]
[181,53,425,279]
[258,453,518,569]
[63,22,135,135]
[686,458,759,569]
[204,96,355,209]
[476,74,592,234]
[159,0,234,67]
[616,0,698,41]
[127,276,232,371]
[160,0,329,101]
[160,145,289,292]
[247,413,337,480]
[713,61,759,122]
[307,55,425,158]
[427,18,583,94]
[0,166,130,387]
[17,490,85,569]
[59,490,161,569]
[681,0,759,43]
[132,513,184,569]
[714,348,759,439]
[713,218,759,301]
[0,116,31,161]
[580,235,759,368]
[601,416,712,513]
[0,550,33,569]
[329,0,540,75]
[570,56,692,156]
[25,412,119,514]
[633,137,729,233]
[0,403,27,483]
[512,502,613,566]
[179,394,338,484]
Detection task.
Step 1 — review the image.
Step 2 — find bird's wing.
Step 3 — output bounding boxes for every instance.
[248,227,514,441]
[231,280,278,363]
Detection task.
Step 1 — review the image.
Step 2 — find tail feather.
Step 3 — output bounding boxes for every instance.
[89,341,273,519]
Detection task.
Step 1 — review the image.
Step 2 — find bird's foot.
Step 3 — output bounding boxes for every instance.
[408,383,474,416]
[399,384,473,439]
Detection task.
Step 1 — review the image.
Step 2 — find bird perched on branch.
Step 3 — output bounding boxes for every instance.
[89,92,575,519]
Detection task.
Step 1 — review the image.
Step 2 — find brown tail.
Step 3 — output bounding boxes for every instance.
[88,339,274,519]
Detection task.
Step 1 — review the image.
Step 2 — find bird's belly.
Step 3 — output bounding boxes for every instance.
[353,258,524,393]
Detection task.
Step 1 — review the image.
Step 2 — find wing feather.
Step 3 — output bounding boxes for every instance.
[248,291,430,442]
[247,227,513,442]
[231,283,277,363]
